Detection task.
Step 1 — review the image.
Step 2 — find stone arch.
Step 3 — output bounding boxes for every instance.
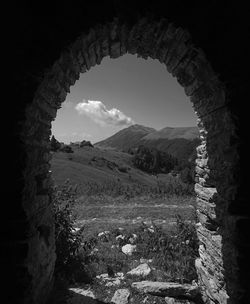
[20,17,239,304]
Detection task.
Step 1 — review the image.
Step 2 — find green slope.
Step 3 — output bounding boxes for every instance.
[50,146,160,189]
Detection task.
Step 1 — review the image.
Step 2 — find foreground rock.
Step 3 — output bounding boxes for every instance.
[127,263,151,278]
[121,244,137,255]
[96,272,124,287]
[111,289,130,304]
[131,281,200,299]
[165,297,195,304]
[68,288,96,299]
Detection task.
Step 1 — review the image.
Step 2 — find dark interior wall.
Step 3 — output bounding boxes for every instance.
[4,1,249,303]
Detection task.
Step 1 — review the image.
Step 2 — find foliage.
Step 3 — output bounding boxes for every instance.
[60,145,73,153]
[135,216,199,283]
[71,217,199,284]
[174,159,196,185]
[52,180,92,283]
[132,145,178,174]
[51,135,61,152]
[80,140,93,148]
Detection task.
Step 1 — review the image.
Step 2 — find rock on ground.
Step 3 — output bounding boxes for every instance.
[111,289,130,304]
[165,297,196,304]
[127,263,151,278]
[67,288,98,304]
[96,272,124,287]
[121,244,137,255]
[131,281,200,299]
[68,288,96,299]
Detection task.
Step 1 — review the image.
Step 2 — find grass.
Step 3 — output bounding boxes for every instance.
[51,174,199,303]
[58,216,199,304]
[51,145,195,197]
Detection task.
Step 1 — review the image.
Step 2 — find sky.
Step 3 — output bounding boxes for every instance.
[52,54,197,144]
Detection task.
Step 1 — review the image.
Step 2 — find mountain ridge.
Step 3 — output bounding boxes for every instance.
[95,124,200,161]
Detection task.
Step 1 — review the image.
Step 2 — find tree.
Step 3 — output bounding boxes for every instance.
[51,135,61,151]
[132,145,178,174]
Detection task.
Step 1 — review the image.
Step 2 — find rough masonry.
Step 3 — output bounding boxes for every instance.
[6,3,249,304]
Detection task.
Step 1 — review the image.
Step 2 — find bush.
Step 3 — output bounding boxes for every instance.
[51,135,61,151]
[53,180,92,283]
[132,145,178,174]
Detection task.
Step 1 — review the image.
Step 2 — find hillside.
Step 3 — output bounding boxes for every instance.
[95,124,156,151]
[95,124,200,162]
[142,126,199,140]
[51,145,164,191]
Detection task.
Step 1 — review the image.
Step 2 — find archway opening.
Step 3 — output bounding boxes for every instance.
[50,53,200,302]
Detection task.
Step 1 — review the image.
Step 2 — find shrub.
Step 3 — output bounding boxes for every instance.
[53,180,92,283]
[132,145,178,174]
[51,135,61,151]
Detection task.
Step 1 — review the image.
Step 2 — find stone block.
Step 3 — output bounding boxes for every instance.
[195,183,217,202]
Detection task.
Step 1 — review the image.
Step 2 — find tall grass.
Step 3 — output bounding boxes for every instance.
[53,180,198,285]
[76,174,194,199]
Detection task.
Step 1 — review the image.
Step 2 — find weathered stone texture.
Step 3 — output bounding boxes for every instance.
[17,16,242,304]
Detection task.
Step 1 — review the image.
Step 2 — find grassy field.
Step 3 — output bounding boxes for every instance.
[52,184,199,303]
[72,194,196,236]
[51,146,194,194]
[51,147,199,303]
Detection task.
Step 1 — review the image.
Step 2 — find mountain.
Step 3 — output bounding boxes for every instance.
[95,124,200,162]
[95,124,156,151]
[142,126,199,141]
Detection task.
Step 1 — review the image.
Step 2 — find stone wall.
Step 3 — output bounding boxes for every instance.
[6,2,249,303]
[19,18,240,304]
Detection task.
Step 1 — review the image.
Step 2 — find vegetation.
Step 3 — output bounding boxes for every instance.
[51,135,61,152]
[53,181,92,283]
[132,145,178,174]
[50,127,200,303]
[60,145,73,153]
[76,175,194,198]
[80,140,93,148]
[53,180,198,287]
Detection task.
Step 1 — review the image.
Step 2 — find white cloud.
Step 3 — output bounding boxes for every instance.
[75,100,134,127]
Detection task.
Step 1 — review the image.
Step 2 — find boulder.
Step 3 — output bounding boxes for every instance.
[127,263,151,278]
[121,244,137,256]
[68,287,96,299]
[111,289,130,304]
[131,281,200,299]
